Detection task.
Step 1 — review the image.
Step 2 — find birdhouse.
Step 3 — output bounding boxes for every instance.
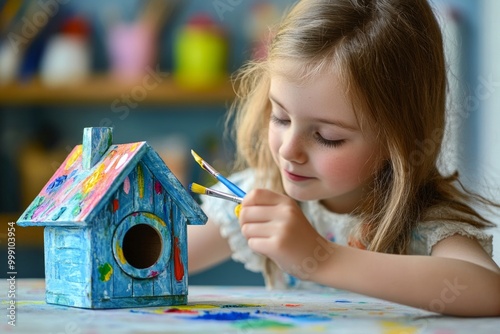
[17,127,207,309]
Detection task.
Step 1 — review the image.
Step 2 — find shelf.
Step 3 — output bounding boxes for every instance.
[0,75,236,106]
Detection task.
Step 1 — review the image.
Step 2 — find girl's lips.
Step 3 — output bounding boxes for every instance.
[284,170,313,182]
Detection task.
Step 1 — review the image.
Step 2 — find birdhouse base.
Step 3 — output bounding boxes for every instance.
[46,287,188,309]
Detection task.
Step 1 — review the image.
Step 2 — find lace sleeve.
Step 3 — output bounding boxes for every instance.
[199,169,266,273]
[411,221,493,256]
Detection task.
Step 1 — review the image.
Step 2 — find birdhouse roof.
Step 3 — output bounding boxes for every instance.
[17,141,207,227]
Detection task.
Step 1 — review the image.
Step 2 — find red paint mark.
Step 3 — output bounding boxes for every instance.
[112,199,119,212]
[154,180,162,194]
[173,237,184,281]
[149,270,159,278]
[164,308,198,314]
[284,304,301,307]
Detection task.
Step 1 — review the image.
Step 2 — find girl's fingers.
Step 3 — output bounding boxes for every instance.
[238,204,277,225]
[242,188,288,206]
[247,237,274,255]
[241,221,276,239]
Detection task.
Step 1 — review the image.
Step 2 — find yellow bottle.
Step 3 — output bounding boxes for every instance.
[174,14,228,89]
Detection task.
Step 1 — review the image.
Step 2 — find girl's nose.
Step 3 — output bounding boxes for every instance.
[279,130,307,164]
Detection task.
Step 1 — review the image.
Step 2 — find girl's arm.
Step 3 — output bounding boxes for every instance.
[187,218,232,274]
[310,236,500,316]
[239,189,500,317]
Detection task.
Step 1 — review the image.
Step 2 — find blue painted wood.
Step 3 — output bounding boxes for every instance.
[172,204,188,296]
[134,162,155,213]
[143,147,207,225]
[44,227,92,308]
[112,176,134,299]
[114,175,133,224]
[132,278,154,298]
[82,127,113,170]
[153,188,173,296]
[92,210,114,303]
[91,295,187,309]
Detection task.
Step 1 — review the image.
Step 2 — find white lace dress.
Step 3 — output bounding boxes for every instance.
[200,169,493,289]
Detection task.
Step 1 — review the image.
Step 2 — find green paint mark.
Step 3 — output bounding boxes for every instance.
[233,319,294,330]
[98,263,113,282]
[72,205,81,217]
[51,206,66,221]
[24,196,44,219]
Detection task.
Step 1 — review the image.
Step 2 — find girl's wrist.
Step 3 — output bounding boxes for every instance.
[301,237,340,285]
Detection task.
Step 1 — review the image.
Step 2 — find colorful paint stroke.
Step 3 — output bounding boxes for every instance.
[19,142,144,223]
[4,283,494,334]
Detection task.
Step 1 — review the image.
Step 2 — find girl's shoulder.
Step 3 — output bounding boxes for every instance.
[410,206,493,256]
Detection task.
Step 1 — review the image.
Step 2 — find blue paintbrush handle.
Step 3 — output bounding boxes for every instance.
[216,175,246,198]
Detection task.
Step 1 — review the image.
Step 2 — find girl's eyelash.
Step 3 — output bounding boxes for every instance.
[314,135,345,148]
[270,114,289,125]
[270,114,345,148]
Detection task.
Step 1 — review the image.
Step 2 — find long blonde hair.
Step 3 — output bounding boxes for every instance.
[227,0,495,254]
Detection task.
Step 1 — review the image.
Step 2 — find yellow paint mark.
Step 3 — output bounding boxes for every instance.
[104,268,113,281]
[130,142,139,151]
[65,146,82,170]
[143,212,166,226]
[1,300,45,306]
[116,242,127,264]
[137,164,144,198]
[168,304,218,310]
[146,304,221,314]
[83,164,105,194]
[380,321,418,334]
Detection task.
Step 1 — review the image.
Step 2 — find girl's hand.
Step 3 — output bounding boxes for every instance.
[238,188,332,278]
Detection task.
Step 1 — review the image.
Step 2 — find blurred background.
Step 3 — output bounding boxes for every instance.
[0,0,499,284]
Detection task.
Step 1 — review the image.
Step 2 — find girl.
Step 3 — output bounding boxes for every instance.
[188,0,500,316]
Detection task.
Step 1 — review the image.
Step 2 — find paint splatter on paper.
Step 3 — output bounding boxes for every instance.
[2,282,483,334]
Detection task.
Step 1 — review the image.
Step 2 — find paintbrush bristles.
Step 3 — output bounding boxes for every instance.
[190,150,203,166]
[189,182,207,195]
[190,150,220,177]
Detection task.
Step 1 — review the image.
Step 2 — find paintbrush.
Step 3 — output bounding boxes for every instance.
[189,182,243,204]
[190,150,246,197]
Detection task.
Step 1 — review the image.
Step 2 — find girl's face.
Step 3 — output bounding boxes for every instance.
[268,68,385,213]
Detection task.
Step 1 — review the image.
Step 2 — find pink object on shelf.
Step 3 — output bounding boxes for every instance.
[107,22,157,82]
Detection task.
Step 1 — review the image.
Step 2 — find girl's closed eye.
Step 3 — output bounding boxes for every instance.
[270,113,290,126]
[314,133,345,148]
[270,113,346,148]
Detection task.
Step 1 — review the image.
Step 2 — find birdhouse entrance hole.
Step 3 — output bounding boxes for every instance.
[113,212,171,279]
[122,224,162,269]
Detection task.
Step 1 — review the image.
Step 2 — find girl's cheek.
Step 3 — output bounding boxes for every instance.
[268,127,281,151]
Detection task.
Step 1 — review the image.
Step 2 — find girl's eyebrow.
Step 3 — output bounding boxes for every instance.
[268,95,359,131]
